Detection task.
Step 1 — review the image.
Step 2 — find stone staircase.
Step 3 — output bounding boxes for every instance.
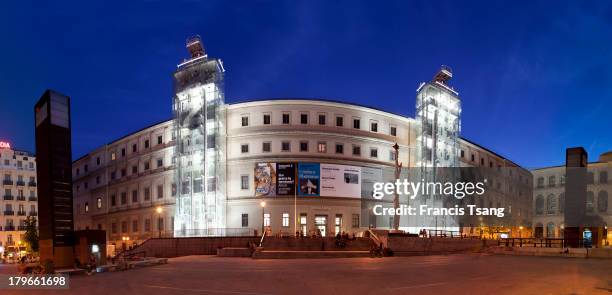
[250,237,375,259]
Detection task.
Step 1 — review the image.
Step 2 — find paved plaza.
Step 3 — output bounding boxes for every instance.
[1,254,611,295]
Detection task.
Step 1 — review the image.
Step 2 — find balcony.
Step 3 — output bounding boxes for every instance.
[16,196,26,201]
[3,195,14,200]
[4,210,14,216]
[28,196,37,201]
[4,225,15,231]
[17,211,26,216]
[29,211,37,216]
[16,181,25,186]
[18,225,27,231]
[5,240,15,245]
[3,180,13,185]
[28,181,37,187]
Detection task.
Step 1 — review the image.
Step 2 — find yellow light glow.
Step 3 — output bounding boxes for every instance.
[156,206,163,214]
[260,201,266,208]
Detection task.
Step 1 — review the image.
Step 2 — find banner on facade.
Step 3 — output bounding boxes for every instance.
[254,162,276,197]
[276,163,296,196]
[298,163,320,196]
[320,164,361,198]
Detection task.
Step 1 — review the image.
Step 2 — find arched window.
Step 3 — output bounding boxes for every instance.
[598,191,608,213]
[535,195,544,215]
[546,194,556,214]
[586,191,594,213]
[558,193,565,213]
[546,222,555,238]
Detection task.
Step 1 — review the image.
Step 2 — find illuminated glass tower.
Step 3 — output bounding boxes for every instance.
[173,36,226,236]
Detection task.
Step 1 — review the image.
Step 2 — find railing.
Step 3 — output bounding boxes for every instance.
[3,180,13,185]
[16,196,26,201]
[4,211,14,216]
[5,240,15,246]
[29,211,37,216]
[18,225,27,231]
[17,211,26,216]
[28,196,37,201]
[498,238,586,248]
[28,182,37,187]
[4,225,15,231]
[3,195,14,200]
[16,181,25,186]
[428,229,463,238]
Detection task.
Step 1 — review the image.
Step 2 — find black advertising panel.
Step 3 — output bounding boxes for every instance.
[276,163,296,196]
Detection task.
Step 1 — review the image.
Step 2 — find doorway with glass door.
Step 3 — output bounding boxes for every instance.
[315,215,327,237]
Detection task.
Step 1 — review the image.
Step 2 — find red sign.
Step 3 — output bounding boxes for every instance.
[0,141,11,149]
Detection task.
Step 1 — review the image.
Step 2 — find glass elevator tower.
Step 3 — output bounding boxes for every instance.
[173,36,226,236]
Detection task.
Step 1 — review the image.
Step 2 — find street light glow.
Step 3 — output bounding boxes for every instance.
[260,201,266,208]
[156,206,163,214]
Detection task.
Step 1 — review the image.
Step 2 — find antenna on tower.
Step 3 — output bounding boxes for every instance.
[433,65,452,84]
[186,35,205,59]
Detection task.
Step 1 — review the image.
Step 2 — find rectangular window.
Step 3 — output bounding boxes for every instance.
[336,116,343,127]
[132,144,137,153]
[353,119,360,129]
[121,192,127,205]
[157,158,163,168]
[157,135,163,145]
[282,113,290,124]
[157,185,163,199]
[121,169,126,177]
[300,141,308,152]
[370,148,378,158]
[335,144,344,154]
[241,116,249,127]
[132,190,138,203]
[111,194,116,206]
[121,221,127,233]
[300,113,308,124]
[132,166,137,174]
[352,145,361,156]
[281,141,291,152]
[96,157,100,165]
[145,219,151,232]
[264,213,271,227]
[282,213,289,227]
[171,183,177,196]
[145,140,150,149]
[144,187,150,201]
[390,150,396,161]
[241,175,249,190]
[318,114,326,125]
[263,114,271,125]
[121,148,126,157]
[241,214,248,227]
[132,220,138,232]
[262,142,271,152]
[112,223,117,234]
[111,152,116,161]
[317,142,327,153]
[352,214,360,228]
[370,122,378,132]
[241,144,249,154]
[390,126,397,136]
[144,162,150,170]
[460,150,465,158]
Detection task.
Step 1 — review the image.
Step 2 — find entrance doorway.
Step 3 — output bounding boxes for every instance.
[315,215,327,237]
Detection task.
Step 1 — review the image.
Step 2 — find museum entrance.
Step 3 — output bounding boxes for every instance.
[315,215,327,237]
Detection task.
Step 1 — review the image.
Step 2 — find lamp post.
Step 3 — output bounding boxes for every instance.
[260,201,266,236]
[392,143,402,230]
[519,226,524,238]
[156,206,163,238]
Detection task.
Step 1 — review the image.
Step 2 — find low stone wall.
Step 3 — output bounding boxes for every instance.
[388,237,487,255]
[123,237,260,258]
[491,246,612,259]
[217,247,253,257]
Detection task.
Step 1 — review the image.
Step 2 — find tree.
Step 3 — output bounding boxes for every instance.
[24,216,39,252]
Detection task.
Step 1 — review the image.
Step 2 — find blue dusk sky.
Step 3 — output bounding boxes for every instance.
[0,0,610,168]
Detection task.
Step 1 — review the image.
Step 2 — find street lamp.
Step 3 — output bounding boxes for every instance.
[156,206,163,238]
[519,226,524,238]
[260,201,266,236]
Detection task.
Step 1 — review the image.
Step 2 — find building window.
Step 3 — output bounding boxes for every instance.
[241,175,249,190]
[335,144,344,154]
[144,187,151,201]
[282,213,289,227]
[262,142,271,152]
[110,171,116,180]
[535,195,544,215]
[132,166,137,174]
[241,116,249,127]
[390,126,397,136]
[389,150,396,161]
[157,158,163,168]
[241,144,249,154]
[300,113,308,125]
[598,191,608,212]
[241,214,248,227]
[537,177,544,188]
[460,150,465,158]
[300,141,308,152]
[352,145,361,156]
[282,113,290,124]
[96,176,100,184]
[263,213,271,227]
[144,162,150,170]
[281,141,291,152]
[132,220,138,232]
[157,185,163,199]
[97,197,102,209]
[121,221,127,233]
[318,114,326,125]
[352,214,359,228]
[111,152,116,161]
[471,154,475,162]
[85,202,89,213]
[157,135,163,145]
[96,157,100,165]
[370,148,378,158]
[548,176,556,187]
[111,194,116,207]
[121,148,126,157]
[145,140,150,149]
[586,191,595,212]
[353,118,360,129]
[370,122,378,132]
[600,171,608,184]
[132,190,138,203]
[263,114,271,125]
[171,183,177,196]
[111,223,117,234]
[336,116,343,127]
[121,192,127,205]
[546,194,556,214]
[132,144,137,153]
[317,142,327,153]
[121,169,126,177]
[145,219,150,232]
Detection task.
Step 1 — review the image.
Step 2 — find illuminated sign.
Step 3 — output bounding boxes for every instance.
[0,141,11,149]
